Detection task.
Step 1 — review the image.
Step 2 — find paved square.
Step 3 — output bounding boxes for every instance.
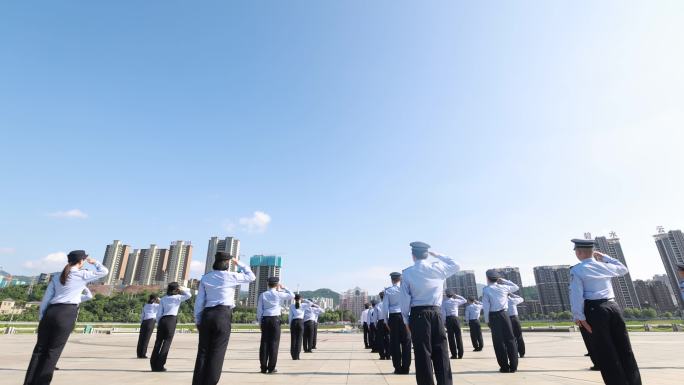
[2,331,682,384]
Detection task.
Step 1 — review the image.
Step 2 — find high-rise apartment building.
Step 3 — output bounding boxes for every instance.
[340,287,368,321]
[445,270,478,314]
[167,241,193,284]
[496,267,523,290]
[594,234,640,310]
[247,255,282,308]
[205,236,240,274]
[653,228,684,310]
[634,279,677,313]
[533,265,572,314]
[101,240,132,285]
[123,249,141,286]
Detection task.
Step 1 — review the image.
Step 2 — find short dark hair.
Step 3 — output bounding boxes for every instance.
[213,259,230,271]
[167,282,180,295]
[148,294,159,304]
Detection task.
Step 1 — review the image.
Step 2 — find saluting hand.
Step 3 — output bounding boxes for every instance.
[592,251,604,262]
[86,257,97,264]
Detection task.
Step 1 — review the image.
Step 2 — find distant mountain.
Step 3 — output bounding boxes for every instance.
[298,288,340,305]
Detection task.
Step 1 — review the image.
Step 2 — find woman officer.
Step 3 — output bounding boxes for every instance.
[137,294,160,358]
[24,250,108,385]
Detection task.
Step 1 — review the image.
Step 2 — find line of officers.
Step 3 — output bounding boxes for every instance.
[25,239,654,385]
[360,268,527,377]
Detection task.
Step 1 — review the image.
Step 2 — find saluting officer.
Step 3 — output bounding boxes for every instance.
[137,294,160,358]
[465,297,484,351]
[400,242,460,385]
[507,293,525,358]
[150,282,192,372]
[482,269,519,373]
[383,272,411,374]
[302,299,323,353]
[361,303,371,349]
[192,252,256,385]
[24,250,108,385]
[569,238,641,385]
[374,291,390,360]
[441,289,467,359]
[289,294,307,360]
[257,277,294,374]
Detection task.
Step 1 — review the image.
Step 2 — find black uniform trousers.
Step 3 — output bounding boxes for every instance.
[409,306,452,385]
[363,322,371,348]
[584,300,641,385]
[303,320,315,352]
[192,306,232,385]
[468,319,484,350]
[580,325,598,368]
[445,316,464,358]
[259,316,282,372]
[369,323,377,352]
[150,315,177,371]
[509,315,525,358]
[137,318,155,358]
[488,310,518,372]
[388,313,411,373]
[375,319,390,359]
[24,303,78,385]
[290,318,304,359]
[312,321,318,349]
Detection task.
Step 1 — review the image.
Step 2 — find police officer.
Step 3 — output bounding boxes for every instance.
[24,250,108,385]
[374,291,390,359]
[137,294,160,358]
[192,252,256,385]
[368,299,378,352]
[257,277,294,373]
[465,297,484,351]
[361,303,371,349]
[482,269,519,373]
[400,242,460,385]
[441,289,467,359]
[150,282,192,372]
[507,293,525,358]
[289,294,307,360]
[383,272,411,374]
[569,238,641,385]
[302,299,323,353]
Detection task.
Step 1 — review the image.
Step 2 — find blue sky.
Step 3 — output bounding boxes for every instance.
[1,1,684,294]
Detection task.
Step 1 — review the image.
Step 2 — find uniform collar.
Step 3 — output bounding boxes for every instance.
[580,258,593,264]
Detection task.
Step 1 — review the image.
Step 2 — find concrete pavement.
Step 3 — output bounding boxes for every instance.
[2,331,682,384]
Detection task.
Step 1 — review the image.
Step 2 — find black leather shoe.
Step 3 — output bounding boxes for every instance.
[499,368,510,373]
[450,355,458,359]
[590,366,600,371]
[268,369,278,374]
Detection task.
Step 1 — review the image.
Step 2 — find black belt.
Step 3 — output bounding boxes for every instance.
[262,315,280,318]
[488,309,506,314]
[411,305,440,312]
[585,298,614,304]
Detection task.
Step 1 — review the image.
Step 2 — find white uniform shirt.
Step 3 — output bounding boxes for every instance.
[507,294,524,317]
[194,262,256,324]
[303,300,324,322]
[374,301,386,322]
[482,279,519,323]
[157,288,192,322]
[569,255,628,321]
[257,287,294,323]
[399,253,461,324]
[141,303,160,322]
[383,285,402,320]
[465,302,483,321]
[289,302,308,323]
[39,262,109,320]
[361,309,369,324]
[441,295,467,318]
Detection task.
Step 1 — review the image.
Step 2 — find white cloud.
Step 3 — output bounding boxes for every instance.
[48,209,88,219]
[23,252,68,272]
[238,211,272,233]
[0,247,16,254]
[189,260,205,277]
